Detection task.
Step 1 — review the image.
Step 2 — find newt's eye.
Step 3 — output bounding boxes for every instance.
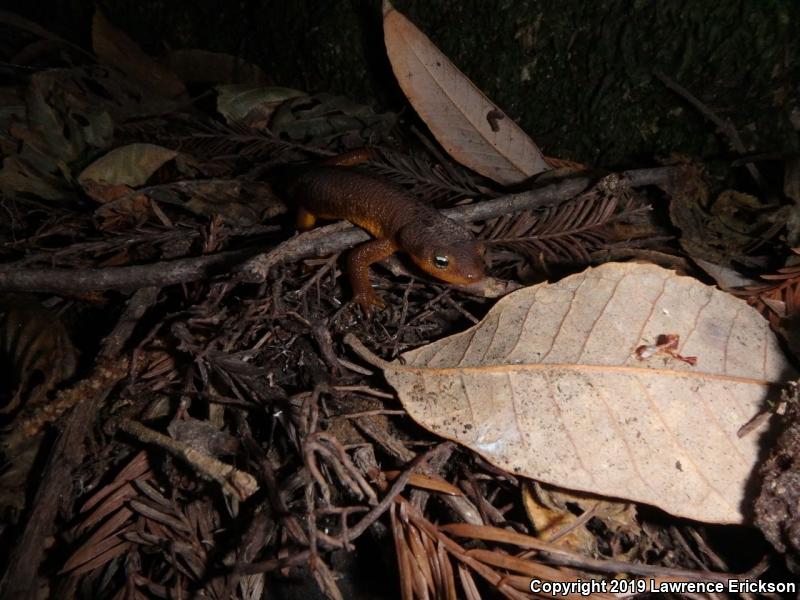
[433,254,449,269]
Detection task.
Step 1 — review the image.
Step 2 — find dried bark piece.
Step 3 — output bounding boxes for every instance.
[754,382,800,573]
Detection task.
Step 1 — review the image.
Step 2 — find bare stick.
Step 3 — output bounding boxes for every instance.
[0,166,677,294]
[0,248,257,293]
[116,419,258,510]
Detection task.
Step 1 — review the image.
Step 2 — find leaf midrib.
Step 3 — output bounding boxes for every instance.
[390,361,781,387]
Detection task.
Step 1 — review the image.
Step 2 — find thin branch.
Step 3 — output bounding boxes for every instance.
[0,288,158,600]
[0,247,259,293]
[654,71,765,188]
[0,167,678,294]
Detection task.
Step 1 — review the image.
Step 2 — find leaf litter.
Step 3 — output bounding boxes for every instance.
[0,4,798,600]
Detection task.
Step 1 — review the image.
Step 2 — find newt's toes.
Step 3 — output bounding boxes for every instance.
[354,292,385,315]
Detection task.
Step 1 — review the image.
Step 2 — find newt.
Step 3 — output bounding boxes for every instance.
[281,164,486,310]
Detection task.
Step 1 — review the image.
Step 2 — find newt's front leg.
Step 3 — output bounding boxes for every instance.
[346,238,398,311]
[296,207,317,230]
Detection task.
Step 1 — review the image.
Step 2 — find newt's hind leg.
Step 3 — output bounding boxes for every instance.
[296,207,317,230]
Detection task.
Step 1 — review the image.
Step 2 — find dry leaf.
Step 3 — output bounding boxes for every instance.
[92,10,186,98]
[216,85,306,127]
[0,9,68,43]
[79,143,178,187]
[269,93,395,143]
[381,262,795,523]
[0,295,77,414]
[383,1,549,185]
[93,190,152,230]
[383,470,463,496]
[693,258,759,290]
[521,482,599,555]
[670,173,789,266]
[0,155,69,200]
[150,180,287,225]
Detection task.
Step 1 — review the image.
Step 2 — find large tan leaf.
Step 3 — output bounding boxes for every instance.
[383,1,550,185]
[382,262,795,523]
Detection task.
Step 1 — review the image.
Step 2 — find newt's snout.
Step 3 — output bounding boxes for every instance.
[407,240,486,286]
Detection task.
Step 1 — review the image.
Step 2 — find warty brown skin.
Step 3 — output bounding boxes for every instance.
[284,166,486,309]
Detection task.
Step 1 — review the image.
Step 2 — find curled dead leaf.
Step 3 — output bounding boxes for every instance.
[367,262,796,523]
[383,1,549,184]
[269,93,395,144]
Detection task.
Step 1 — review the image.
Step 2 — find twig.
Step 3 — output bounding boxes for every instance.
[654,71,765,188]
[443,523,744,583]
[402,504,532,600]
[0,396,103,600]
[0,166,678,294]
[304,432,379,505]
[344,443,452,541]
[238,443,453,572]
[101,287,160,358]
[234,549,312,575]
[0,288,158,600]
[297,252,340,297]
[332,385,395,399]
[546,502,599,543]
[0,248,259,293]
[116,419,259,512]
[341,409,406,418]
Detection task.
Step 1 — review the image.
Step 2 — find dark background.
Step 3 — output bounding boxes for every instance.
[0,2,797,598]
[4,0,798,169]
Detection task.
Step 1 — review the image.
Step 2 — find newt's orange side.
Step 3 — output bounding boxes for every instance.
[282,166,486,310]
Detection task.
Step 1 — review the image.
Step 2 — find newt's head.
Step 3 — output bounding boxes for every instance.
[398,225,486,285]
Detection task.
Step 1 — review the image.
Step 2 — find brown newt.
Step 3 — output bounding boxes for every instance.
[282,166,486,310]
